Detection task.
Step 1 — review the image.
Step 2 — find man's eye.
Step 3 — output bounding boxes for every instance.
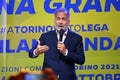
[56,18,60,20]
[62,18,67,20]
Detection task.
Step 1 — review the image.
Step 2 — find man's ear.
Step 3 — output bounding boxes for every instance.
[68,19,70,24]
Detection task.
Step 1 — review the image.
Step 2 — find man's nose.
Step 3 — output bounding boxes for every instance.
[59,20,63,24]
[59,22,63,25]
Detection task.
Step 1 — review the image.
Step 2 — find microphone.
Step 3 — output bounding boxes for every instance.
[58,29,64,58]
[59,29,64,41]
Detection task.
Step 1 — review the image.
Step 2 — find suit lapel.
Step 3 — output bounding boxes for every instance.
[52,30,58,47]
[64,30,71,46]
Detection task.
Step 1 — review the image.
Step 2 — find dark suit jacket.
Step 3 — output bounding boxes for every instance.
[29,29,85,80]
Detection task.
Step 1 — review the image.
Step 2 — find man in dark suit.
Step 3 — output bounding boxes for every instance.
[29,8,85,80]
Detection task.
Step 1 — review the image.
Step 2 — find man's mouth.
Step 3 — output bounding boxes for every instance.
[58,25,64,27]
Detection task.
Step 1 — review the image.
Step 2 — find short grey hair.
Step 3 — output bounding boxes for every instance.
[54,8,70,19]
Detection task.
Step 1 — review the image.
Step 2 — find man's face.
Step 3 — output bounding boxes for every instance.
[54,11,70,31]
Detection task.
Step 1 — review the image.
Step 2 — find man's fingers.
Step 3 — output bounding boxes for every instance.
[57,41,62,46]
[41,45,49,50]
[45,45,49,50]
[58,41,63,44]
[38,45,49,53]
[37,40,41,46]
[57,41,63,49]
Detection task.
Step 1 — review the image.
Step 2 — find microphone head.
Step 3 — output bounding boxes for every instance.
[59,29,64,35]
[59,29,64,41]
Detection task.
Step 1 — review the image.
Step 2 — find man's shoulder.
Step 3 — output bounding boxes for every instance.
[69,30,82,38]
[43,30,55,34]
[42,30,55,35]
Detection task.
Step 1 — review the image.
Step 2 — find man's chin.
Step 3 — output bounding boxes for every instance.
[58,27,65,30]
[55,26,67,31]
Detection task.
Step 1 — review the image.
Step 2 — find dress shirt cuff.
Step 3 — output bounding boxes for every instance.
[64,49,68,56]
[33,49,38,57]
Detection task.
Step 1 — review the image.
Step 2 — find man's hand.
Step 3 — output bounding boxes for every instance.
[35,40,49,55]
[57,41,67,55]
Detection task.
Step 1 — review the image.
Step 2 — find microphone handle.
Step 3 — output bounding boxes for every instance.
[59,34,63,41]
[59,29,64,41]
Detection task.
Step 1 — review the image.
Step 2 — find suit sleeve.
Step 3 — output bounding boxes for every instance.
[64,36,85,65]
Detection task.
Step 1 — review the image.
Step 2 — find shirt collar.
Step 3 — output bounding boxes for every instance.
[56,28,68,36]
